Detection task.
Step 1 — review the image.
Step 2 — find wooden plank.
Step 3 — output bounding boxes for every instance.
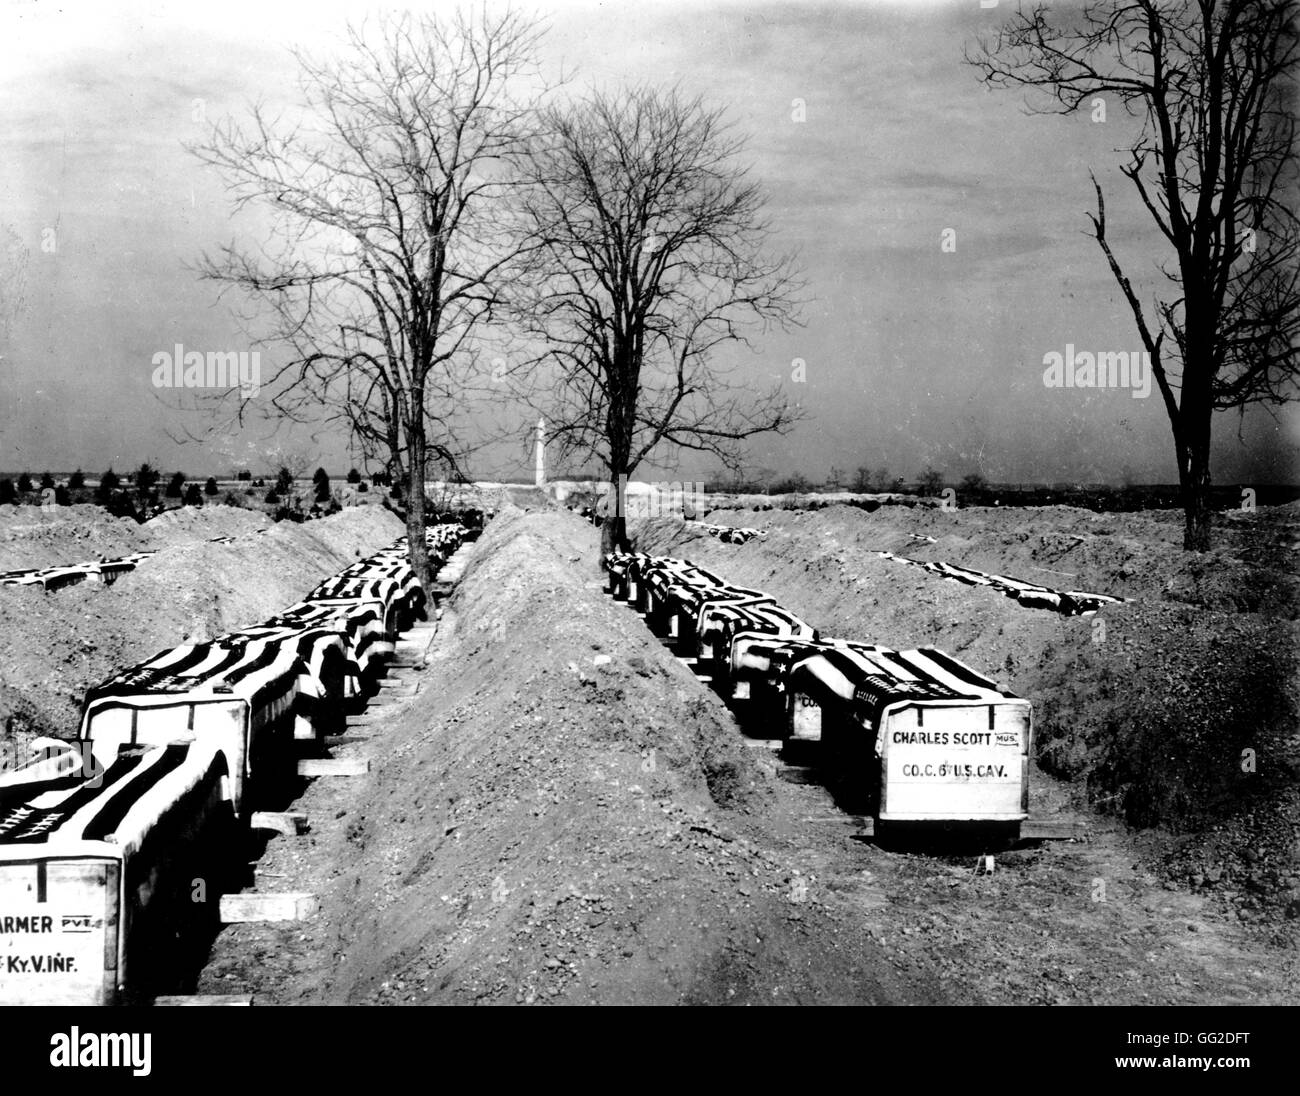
[345,715,379,726]
[219,893,317,923]
[1019,818,1087,840]
[155,994,253,1006]
[297,757,371,777]
[249,811,309,836]
[323,734,369,747]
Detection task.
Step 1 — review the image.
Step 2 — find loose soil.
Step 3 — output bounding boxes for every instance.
[192,506,1297,1005]
[634,504,1300,929]
[0,505,403,769]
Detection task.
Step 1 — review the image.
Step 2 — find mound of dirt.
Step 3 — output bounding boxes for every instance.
[142,505,272,545]
[222,508,961,1005]
[0,504,155,571]
[0,506,404,770]
[699,502,1299,618]
[632,509,1300,923]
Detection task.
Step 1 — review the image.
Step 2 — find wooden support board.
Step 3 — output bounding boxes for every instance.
[1019,818,1087,840]
[155,994,253,1006]
[297,757,370,777]
[219,893,317,923]
[845,818,1087,839]
[249,811,309,836]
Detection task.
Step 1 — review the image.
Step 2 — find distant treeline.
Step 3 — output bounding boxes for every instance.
[951,483,1298,512]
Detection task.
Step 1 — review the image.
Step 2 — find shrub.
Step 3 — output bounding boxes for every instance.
[54,485,70,506]
[916,468,945,496]
[204,476,218,496]
[265,489,280,505]
[135,463,160,492]
[235,469,252,481]
[346,468,361,484]
[104,493,138,521]
[39,471,55,490]
[313,467,330,502]
[275,466,294,495]
[16,473,32,493]
[183,483,203,506]
[0,479,14,504]
[165,472,185,498]
[68,469,85,490]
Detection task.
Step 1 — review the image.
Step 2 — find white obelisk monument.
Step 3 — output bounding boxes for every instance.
[535,417,546,488]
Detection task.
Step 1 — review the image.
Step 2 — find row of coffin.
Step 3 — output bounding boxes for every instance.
[0,552,159,592]
[685,521,767,545]
[0,522,472,1005]
[0,529,279,593]
[604,551,1033,826]
[876,551,1127,616]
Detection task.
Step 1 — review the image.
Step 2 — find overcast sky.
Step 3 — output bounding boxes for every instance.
[1,0,1296,484]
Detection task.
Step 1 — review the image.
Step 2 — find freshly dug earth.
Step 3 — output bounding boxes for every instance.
[634,504,1300,926]
[0,504,155,571]
[0,507,404,769]
[0,502,275,571]
[140,505,273,547]
[200,509,963,1005]
[197,509,1295,1005]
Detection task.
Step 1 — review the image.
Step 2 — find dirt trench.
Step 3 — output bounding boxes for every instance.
[0,506,405,768]
[195,508,1296,1005]
[633,506,1300,930]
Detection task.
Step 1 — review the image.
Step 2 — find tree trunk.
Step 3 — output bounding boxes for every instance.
[599,475,629,559]
[1181,441,1213,552]
[405,422,431,591]
[1179,384,1214,552]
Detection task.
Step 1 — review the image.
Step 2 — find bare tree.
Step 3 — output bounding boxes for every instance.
[510,86,804,555]
[190,8,548,581]
[970,0,1300,550]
